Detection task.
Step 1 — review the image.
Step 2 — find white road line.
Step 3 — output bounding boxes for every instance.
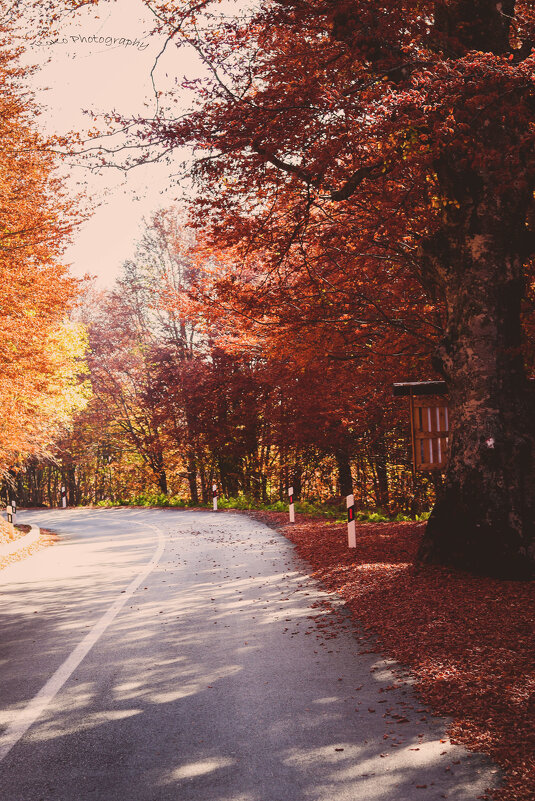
[0,520,165,763]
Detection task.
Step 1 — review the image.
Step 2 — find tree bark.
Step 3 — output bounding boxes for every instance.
[157,470,168,496]
[335,448,353,498]
[291,463,302,500]
[218,455,242,496]
[417,194,535,579]
[186,453,199,505]
[371,435,389,512]
[199,463,209,504]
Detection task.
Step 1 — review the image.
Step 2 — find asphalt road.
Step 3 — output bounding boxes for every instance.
[0,508,497,800]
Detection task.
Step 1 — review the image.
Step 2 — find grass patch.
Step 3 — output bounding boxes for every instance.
[95,492,430,521]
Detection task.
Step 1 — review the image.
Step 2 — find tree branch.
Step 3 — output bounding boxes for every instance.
[252,139,388,201]
[252,140,319,187]
[330,159,386,201]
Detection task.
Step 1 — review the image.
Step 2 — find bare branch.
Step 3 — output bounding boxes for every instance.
[330,159,386,201]
[252,140,318,187]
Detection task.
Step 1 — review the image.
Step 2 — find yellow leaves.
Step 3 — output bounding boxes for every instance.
[0,319,91,470]
[430,195,460,211]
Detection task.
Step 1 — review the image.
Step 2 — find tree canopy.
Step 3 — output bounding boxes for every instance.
[97,0,535,578]
[0,9,90,479]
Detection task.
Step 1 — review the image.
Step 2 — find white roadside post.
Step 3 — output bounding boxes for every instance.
[212,484,218,512]
[288,486,295,523]
[11,500,16,525]
[346,493,356,548]
[6,504,13,525]
[61,486,67,508]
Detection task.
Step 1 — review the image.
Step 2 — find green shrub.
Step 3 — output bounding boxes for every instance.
[217,495,253,510]
[356,509,389,522]
[167,496,190,508]
[94,493,431,522]
[263,500,289,512]
[116,492,191,508]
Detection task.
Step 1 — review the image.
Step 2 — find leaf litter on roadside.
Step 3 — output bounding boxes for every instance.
[247,510,535,801]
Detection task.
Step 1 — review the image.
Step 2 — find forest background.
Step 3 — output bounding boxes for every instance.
[10,204,428,522]
[3,0,535,579]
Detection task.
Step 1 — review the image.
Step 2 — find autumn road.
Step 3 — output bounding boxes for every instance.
[0,508,496,800]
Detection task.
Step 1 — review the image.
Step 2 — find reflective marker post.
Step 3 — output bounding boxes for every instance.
[6,504,13,525]
[61,486,67,508]
[346,493,356,548]
[288,486,295,523]
[10,500,16,525]
[212,484,218,512]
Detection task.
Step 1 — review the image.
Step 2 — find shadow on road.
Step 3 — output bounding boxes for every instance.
[0,510,497,801]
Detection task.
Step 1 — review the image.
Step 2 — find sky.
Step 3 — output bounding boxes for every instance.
[22,0,204,285]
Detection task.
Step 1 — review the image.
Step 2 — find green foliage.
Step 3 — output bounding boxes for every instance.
[354,509,431,523]
[355,509,390,522]
[94,492,431,521]
[96,493,192,508]
[214,495,430,522]
[130,493,191,508]
[217,496,343,517]
[295,500,341,518]
[216,495,253,510]
[263,500,289,512]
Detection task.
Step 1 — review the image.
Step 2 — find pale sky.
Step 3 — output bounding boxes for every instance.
[22,0,204,285]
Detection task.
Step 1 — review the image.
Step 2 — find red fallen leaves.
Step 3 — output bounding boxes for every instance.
[248,511,535,801]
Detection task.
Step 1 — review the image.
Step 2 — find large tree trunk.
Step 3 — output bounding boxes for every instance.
[218,455,242,496]
[157,470,168,496]
[291,464,302,501]
[199,462,209,504]
[147,443,167,495]
[417,196,535,579]
[335,448,353,498]
[186,453,199,505]
[371,435,389,512]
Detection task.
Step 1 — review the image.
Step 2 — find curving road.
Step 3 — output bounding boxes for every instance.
[0,508,497,800]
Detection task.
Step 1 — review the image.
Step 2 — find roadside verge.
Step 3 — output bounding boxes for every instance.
[0,525,58,571]
[244,509,534,801]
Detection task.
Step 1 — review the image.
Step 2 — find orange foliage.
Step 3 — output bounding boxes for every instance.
[0,24,88,474]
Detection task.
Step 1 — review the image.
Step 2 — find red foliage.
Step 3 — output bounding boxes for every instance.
[119,0,535,577]
[248,511,535,801]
